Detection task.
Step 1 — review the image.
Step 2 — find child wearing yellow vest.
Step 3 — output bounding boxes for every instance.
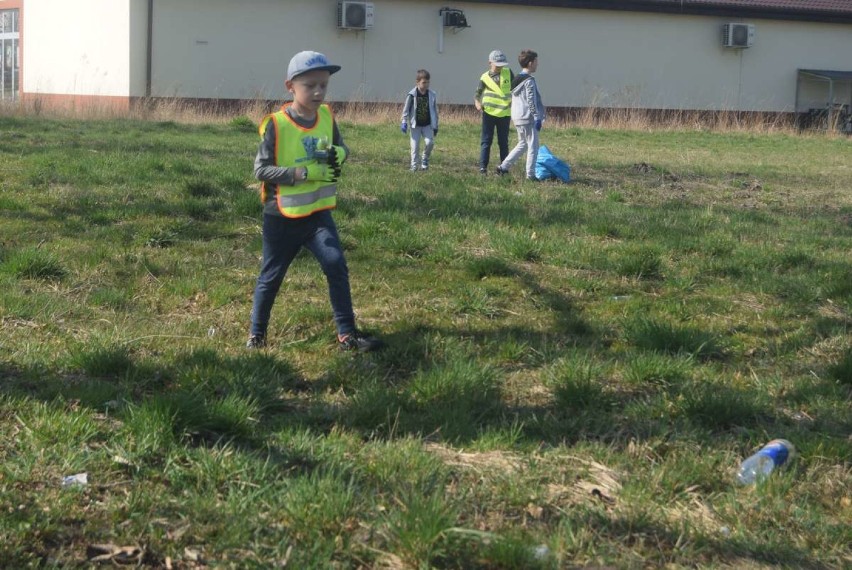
[247,51,382,352]
[474,50,514,174]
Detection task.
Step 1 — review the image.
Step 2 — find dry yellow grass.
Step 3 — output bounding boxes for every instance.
[5,95,848,137]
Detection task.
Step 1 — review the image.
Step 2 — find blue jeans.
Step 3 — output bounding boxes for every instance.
[479,113,511,169]
[250,210,355,337]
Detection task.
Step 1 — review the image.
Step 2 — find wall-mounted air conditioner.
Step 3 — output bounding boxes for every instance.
[338,1,374,30]
[441,8,469,29]
[722,23,754,48]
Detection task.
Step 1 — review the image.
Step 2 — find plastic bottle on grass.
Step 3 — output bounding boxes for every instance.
[737,439,795,485]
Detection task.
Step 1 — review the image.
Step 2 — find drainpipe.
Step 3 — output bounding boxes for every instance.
[794,70,801,126]
[145,0,153,97]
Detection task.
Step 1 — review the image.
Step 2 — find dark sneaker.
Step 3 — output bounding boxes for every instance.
[338,331,383,353]
[495,166,508,176]
[246,334,266,349]
[479,167,487,175]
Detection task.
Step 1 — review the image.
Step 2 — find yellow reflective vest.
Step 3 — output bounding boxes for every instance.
[258,103,337,218]
[480,68,512,118]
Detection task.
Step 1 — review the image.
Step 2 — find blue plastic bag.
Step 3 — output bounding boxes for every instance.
[535,144,571,182]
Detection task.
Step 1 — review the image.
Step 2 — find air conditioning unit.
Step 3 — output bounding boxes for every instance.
[338,1,374,30]
[441,8,469,28]
[722,23,754,48]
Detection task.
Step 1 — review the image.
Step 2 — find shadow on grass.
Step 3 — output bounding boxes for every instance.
[573,509,828,570]
[0,349,312,458]
[0,334,841,569]
[0,240,802,453]
[329,320,784,445]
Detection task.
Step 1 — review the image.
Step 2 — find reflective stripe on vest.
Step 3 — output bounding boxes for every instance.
[480,68,511,117]
[258,103,337,218]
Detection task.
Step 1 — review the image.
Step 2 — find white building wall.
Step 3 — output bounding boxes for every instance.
[148,0,852,112]
[20,0,852,111]
[22,0,136,96]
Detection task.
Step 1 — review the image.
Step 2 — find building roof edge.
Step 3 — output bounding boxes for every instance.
[462,1,852,25]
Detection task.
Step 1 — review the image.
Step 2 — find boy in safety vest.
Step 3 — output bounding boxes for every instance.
[247,51,382,352]
[474,50,514,174]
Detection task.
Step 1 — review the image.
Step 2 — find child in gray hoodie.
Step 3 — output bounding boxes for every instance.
[401,69,439,171]
[496,50,545,181]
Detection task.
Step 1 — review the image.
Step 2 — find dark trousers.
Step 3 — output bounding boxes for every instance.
[250,210,355,337]
[479,113,511,169]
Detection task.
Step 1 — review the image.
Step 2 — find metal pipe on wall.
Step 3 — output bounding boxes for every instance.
[145,0,153,97]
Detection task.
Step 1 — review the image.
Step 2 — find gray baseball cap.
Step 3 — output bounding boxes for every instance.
[488,50,508,66]
[286,51,342,81]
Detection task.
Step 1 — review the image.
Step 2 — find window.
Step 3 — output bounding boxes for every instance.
[0,9,20,101]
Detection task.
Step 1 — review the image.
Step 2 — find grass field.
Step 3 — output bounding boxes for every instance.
[0,113,850,569]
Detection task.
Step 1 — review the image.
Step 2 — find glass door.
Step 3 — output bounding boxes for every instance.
[0,9,20,101]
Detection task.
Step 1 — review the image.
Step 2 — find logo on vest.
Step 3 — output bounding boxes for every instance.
[300,135,329,163]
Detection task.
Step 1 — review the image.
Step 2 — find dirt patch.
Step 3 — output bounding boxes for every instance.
[424,442,523,474]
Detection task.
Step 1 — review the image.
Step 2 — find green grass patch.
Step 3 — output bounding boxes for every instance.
[1,247,67,280]
[0,115,849,567]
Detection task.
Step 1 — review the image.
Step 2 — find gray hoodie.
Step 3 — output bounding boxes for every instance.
[510,73,545,126]
[401,87,439,131]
